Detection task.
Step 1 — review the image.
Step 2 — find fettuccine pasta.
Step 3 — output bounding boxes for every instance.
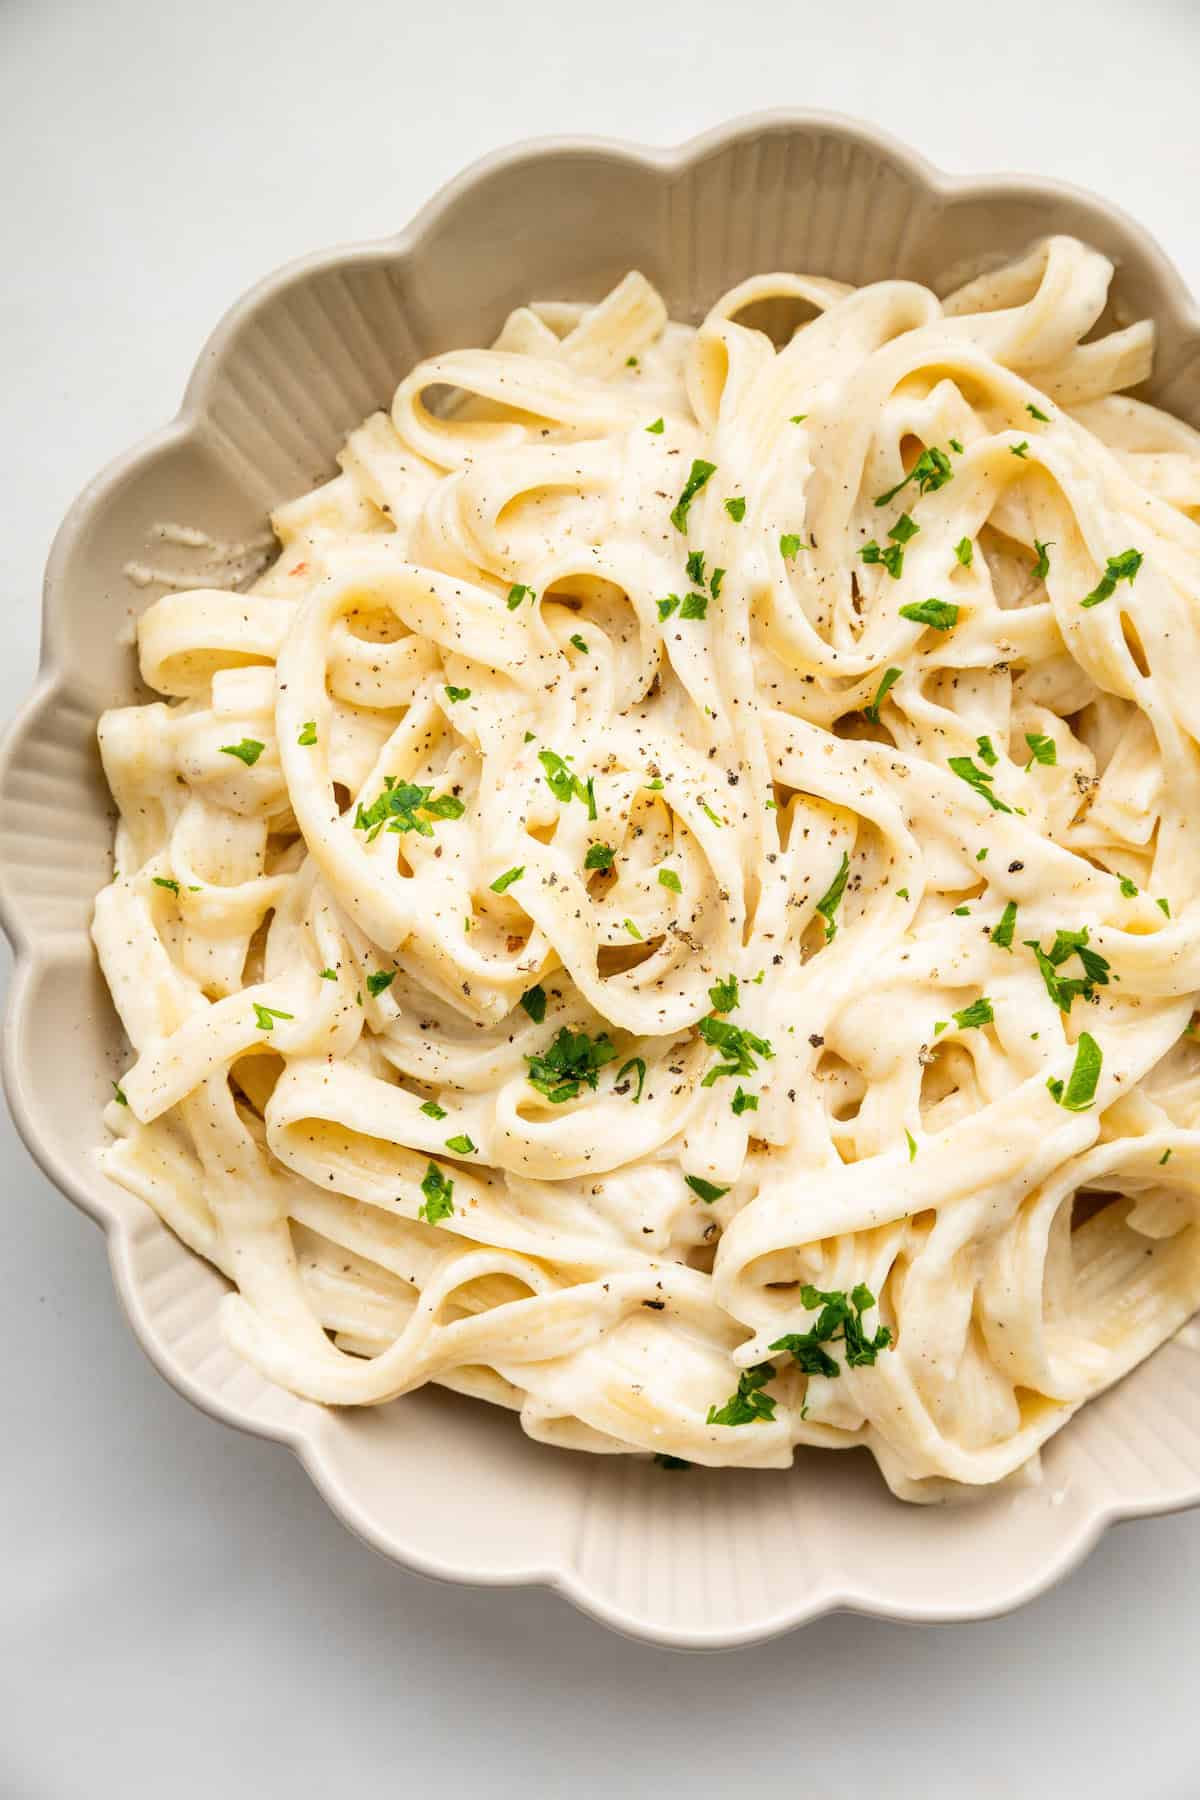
[94,239,1200,1499]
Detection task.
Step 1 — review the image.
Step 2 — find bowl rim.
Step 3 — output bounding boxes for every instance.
[4,107,1200,1649]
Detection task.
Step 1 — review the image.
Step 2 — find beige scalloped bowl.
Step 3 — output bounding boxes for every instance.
[5,112,1200,1648]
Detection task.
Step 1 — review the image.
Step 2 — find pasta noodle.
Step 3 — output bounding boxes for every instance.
[93,240,1200,1500]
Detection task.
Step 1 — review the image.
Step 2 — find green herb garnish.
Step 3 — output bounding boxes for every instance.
[706,1362,777,1426]
[770,1283,892,1377]
[366,970,395,997]
[1024,733,1057,769]
[253,1004,294,1031]
[585,843,615,872]
[699,1015,774,1087]
[420,1099,447,1120]
[538,749,596,818]
[874,446,953,507]
[779,533,802,560]
[865,667,902,725]
[724,496,746,522]
[444,1134,476,1155]
[815,851,850,943]
[680,592,709,620]
[519,985,547,1024]
[418,1162,455,1222]
[657,867,682,893]
[220,739,265,766]
[616,1055,647,1102]
[1046,1031,1102,1111]
[948,755,1012,814]
[1081,548,1143,609]
[670,458,716,534]
[506,583,533,610]
[525,1026,617,1103]
[298,720,318,745]
[490,866,524,893]
[354,777,465,840]
[954,537,973,567]
[685,1174,730,1203]
[709,974,739,1013]
[992,900,1018,949]
[899,598,959,631]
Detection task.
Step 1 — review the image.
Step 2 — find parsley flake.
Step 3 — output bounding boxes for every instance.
[1025,732,1057,769]
[1011,440,1030,459]
[699,1015,773,1087]
[709,974,739,1013]
[616,1055,646,1103]
[724,496,746,522]
[1032,539,1053,581]
[444,1134,476,1156]
[1081,548,1143,609]
[420,1099,447,1120]
[952,996,994,1030]
[954,537,973,568]
[992,900,1018,949]
[707,1362,777,1426]
[366,970,395,997]
[865,666,902,724]
[685,1174,729,1203]
[900,598,959,631]
[1024,926,1111,1012]
[519,985,547,1024]
[1046,1031,1102,1111]
[506,583,533,610]
[526,1026,616,1102]
[680,591,709,620]
[152,876,179,894]
[1026,402,1051,423]
[646,417,665,434]
[297,720,318,745]
[444,686,471,704]
[490,866,524,893]
[815,851,850,943]
[731,1085,758,1115]
[779,533,802,560]
[875,446,953,507]
[539,750,596,818]
[949,755,1012,814]
[770,1283,892,1377]
[418,1162,455,1223]
[585,843,615,872]
[670,458,716,534]
[253,1004,294,1031]
[354,778,465,841]
[220,739,264,766]
[657,867,682,894]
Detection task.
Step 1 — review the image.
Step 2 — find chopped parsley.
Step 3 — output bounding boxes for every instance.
[779,533,802,560]
[992,900,1018,949]
[525,1026,616,1102]
[623,918,643,939]
[862,512,919,580]
[1011,440,1030,459]
[366,970,395,997]
[646,417,665,434]
[318,968,337,981]
[519,985,547,1024]
[538,749,596,818]
[899,598,959,631]
[1032,539,1053,581]
[506,583,533,610]
[569,633,589,655]
[420,1099,447,1120]
[710,567,725,599]
[790,413,807,424]
[976,735,998,767]
[1027,402,1051,423]
[112,1082,129,1106]
[874,446,953,507]
[952,997,994,1030]
[355,777,465,840]
[489,866,524,893]
[699,800,723,828]
[706,1362,777,1426]
[699,1015,774,1087]
[1119,876,1139,898]
[1046,1031,1102,1111]
[954,536,973,567]
[297,720,318,745]
[152,876,179,894]
[1024,732,1057,769]
[724,496,746,522]
[1081,548,1143,609]
[685,1174,730,1203]
[626,355,639,368]
[709,973,739,1013]
[815,851,850,943]
[976,847,989,862]
[657,595,679,621]
[686,550,706,586]
[1024,926,1111,1012]
[670,458,716,534]
[220,739,265,766]
[444,1134,476,1155]
[865,666,902,724]
[1157,897,1171,917]
[657,867,682,893]
[444,686,471,704]
[418,1162,455,1223]
[905,1128,917,1161]
[253,1004,294,1031]
[680,591,709,620]
[769,1283,892,1377]
[585,843,615,872]
[949,755,1012,814]
[615,1055,646,1102]
[731,1085,758,1115]
[949,438,964,454]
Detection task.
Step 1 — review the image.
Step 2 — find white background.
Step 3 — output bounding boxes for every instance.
[3,2,1199,1794]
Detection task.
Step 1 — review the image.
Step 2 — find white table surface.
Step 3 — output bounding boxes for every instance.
[4,2,1200,1794]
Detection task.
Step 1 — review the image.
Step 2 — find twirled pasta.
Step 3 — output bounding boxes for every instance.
[94,244,1200,1500]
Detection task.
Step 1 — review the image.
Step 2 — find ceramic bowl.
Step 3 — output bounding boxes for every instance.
[5,111,1200,1648]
